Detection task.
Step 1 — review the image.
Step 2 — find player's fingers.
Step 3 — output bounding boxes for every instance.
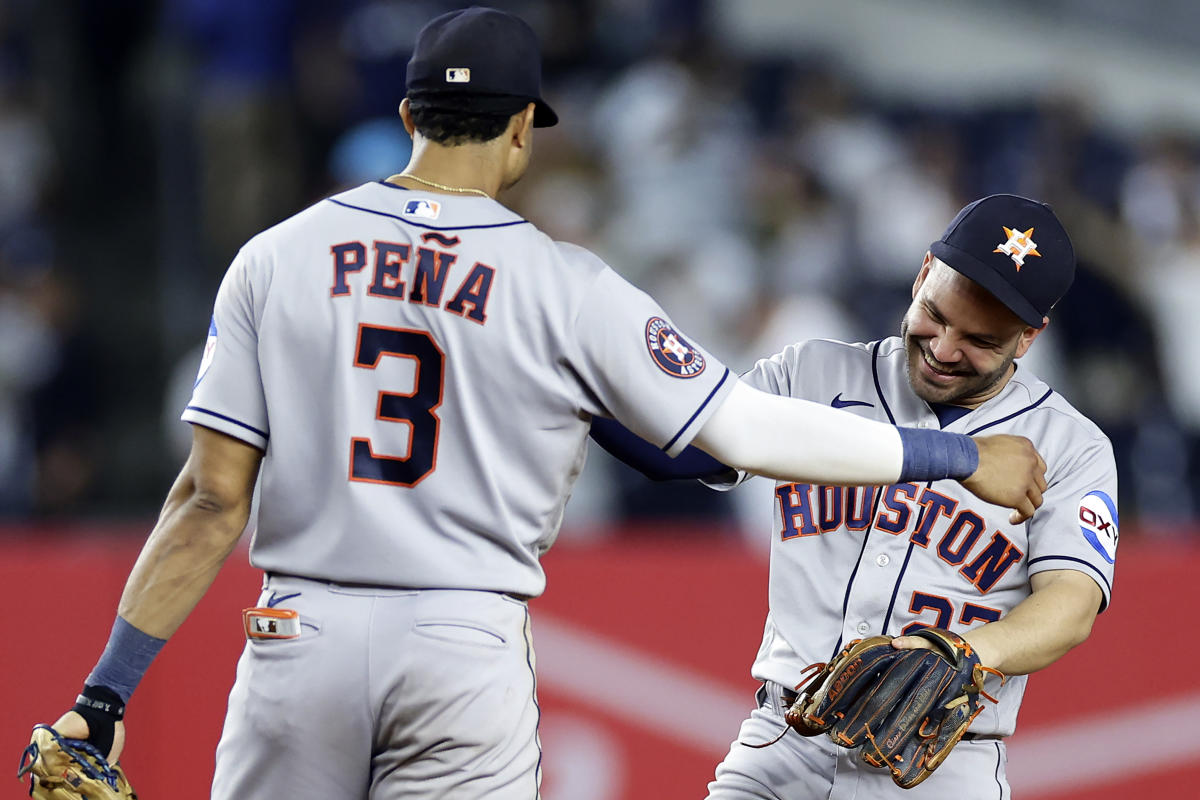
[108,721,126,764]
[1035,453,1048,492]
[1027,483,1044,511]
[890,636,936,652]
[1009,498,1035,525]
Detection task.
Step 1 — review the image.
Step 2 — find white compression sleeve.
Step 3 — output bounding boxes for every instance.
[693,381,904,486]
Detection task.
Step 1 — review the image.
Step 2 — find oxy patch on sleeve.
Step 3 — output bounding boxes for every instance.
[195,317,218,387]
[1078,490,1119,564]
[645,316,706,378]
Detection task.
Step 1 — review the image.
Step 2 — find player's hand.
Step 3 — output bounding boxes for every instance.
[962,434,1047,524]
[48,709,126,763]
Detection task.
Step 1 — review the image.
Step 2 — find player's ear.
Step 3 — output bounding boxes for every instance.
[1014,317,1048,359]
[913,252,934,298]
[399,98,416,136]
[512,103,536,148]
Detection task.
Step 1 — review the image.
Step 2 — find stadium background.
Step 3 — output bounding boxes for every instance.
[1,0,1197,797]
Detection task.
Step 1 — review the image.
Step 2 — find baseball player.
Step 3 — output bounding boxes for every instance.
[594,194,1116,798]
[26,10,1050,800]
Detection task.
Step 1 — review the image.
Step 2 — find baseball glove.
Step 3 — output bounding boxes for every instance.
[17,725,137,800]
[783,628,1003,789]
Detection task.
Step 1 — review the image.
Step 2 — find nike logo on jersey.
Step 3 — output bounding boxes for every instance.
[831,393,874,409]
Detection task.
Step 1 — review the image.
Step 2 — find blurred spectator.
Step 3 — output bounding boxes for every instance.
[326,116,412,191]
[0,83,54,233]
[0,267,58,514]
[0,231,100,515]
[163,0,303,265]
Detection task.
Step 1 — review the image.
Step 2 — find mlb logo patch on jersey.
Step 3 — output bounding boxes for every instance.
[403,199,442,220]
[194,317,218,387]
[645,317,706,378]
[1078,490,1118,564]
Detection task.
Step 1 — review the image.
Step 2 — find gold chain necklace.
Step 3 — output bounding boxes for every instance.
[390,172,490,198]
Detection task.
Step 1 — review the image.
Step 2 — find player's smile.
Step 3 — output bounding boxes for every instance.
[917,344,974,382]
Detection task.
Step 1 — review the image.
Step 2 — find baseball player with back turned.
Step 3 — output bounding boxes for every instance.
[24,9,1050,800]
[594,194,1117,799]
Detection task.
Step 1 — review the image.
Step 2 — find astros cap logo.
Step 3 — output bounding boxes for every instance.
[645,317,706,378]
[993,226,1041,270]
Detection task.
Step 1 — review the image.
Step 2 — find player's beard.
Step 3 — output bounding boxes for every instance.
[901,321,1017,407]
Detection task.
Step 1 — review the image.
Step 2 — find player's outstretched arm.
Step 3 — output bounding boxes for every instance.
[42,424,262,763]
[693,383,1047,519]
[694,382,907,485]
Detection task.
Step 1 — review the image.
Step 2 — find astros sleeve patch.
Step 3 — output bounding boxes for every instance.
[645,317,706,378]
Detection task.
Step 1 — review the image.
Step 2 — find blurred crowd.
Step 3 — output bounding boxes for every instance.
[0,0,1196,535]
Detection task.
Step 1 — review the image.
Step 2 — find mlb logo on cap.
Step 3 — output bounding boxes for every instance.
[445,68,471,83]
[403,199,441,220]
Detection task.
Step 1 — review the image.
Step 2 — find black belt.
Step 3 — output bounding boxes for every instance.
[762,683,1003,741]
[755,683,800,710]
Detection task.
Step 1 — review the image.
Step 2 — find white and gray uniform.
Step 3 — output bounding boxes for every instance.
[707,337,1118,800]
[184,181,734,800]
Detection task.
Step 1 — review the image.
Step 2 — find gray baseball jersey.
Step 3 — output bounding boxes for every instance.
[714,336,1117,737]
[183,181,733,598]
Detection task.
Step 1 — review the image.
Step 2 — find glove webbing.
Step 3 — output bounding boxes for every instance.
[17,724,125,792]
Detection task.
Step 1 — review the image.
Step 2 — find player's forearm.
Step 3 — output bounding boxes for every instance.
[695,382,977,486]
[962,570,1101,676]
[695,382,905,485]
[117,470,251,639]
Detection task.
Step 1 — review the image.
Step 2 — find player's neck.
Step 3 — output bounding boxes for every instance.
[392,141,503,198]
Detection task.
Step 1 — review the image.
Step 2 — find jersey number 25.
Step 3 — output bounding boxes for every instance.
[349,323,444,487]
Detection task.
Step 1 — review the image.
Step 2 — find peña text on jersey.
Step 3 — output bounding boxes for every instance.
[329,239,495,324]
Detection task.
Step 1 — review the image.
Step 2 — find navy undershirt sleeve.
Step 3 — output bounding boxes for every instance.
[590,416,732,481]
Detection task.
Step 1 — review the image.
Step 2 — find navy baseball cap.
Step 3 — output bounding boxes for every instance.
[406,6,558,127]
[929,194,1075,327]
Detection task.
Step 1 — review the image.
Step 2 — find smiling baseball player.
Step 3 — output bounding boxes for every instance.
[21,10,1051,800]
[594,194,1116,798]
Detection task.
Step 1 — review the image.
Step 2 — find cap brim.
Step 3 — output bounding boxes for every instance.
[410,91,557,127]
[533,99,557,127]
[928,241,1045,327]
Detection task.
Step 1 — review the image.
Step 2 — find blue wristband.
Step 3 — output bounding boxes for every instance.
[85,616,167,703]
[897,427,979,482]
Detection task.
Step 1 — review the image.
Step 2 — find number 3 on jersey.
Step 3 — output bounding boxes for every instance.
[350,323,444,487]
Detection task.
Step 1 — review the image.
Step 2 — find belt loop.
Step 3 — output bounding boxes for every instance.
[759,681,787,716]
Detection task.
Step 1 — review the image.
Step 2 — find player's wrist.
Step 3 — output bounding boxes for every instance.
[962,630,1002,671]
[896,428,979,482]
[70,684,125,758]
[85,615,166,704]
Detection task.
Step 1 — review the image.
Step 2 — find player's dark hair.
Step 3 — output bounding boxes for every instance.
[409,103,515,146]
